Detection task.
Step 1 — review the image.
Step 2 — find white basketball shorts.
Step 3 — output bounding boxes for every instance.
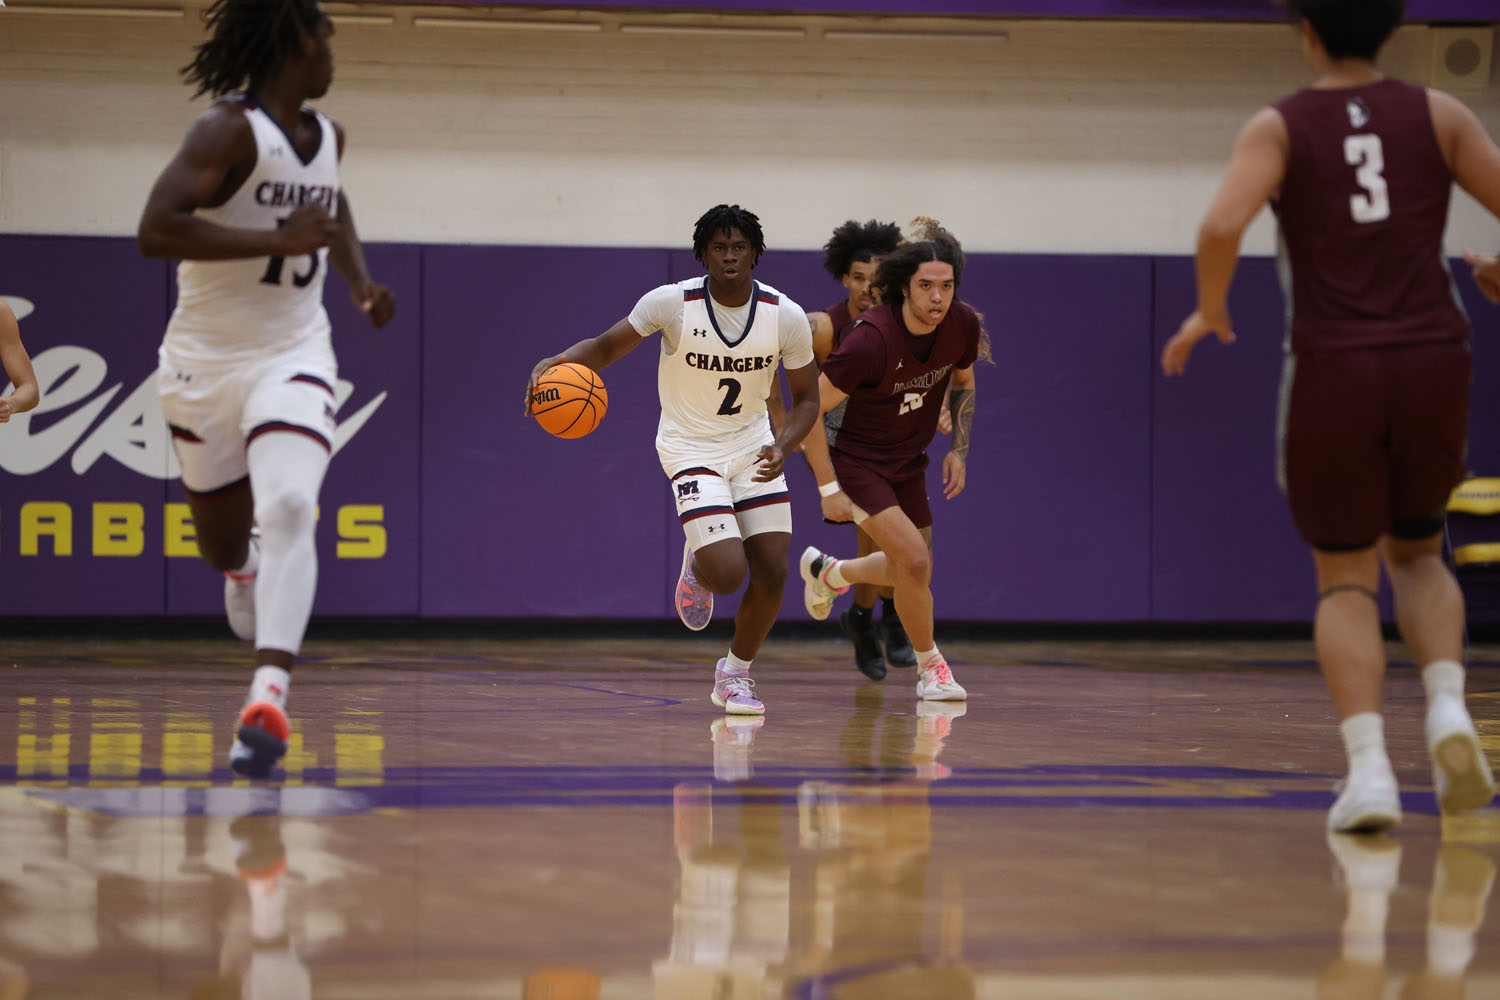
[667,448,792,551]
[158,343,338,494]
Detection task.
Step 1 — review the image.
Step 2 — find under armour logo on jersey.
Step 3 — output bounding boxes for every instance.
[676,480,700,500]
[691,327,708,337]
[895,360,904,370]
[898,391,923,415]
[707,522,726,534]
[1346,97,1370,129]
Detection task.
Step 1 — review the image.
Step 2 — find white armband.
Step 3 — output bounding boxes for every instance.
[818,480,842,497]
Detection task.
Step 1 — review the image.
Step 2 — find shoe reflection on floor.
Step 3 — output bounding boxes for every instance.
[1321,825,1496,1000]
[190,812,309,1000]
[656,681,974,999]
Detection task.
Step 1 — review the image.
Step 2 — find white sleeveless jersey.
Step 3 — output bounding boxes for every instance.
[656,279,790,467]
[162,98,339,367]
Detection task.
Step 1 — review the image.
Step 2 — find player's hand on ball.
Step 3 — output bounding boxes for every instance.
[753,444,785,482]
[820,490,854,524]
[1161,308,1235,377]
[941,451,967,499]
[524,354,565,416]
[354,282,395,328]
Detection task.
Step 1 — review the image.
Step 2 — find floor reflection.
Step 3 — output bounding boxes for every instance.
[1322,830,1495,1000]
[191,813,309,1000]
[659,681,974,999]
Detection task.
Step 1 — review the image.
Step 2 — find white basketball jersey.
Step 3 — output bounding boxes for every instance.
[657,279,785,466]
[162,98,339,366]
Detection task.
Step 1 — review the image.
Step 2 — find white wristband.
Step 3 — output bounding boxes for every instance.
[819,481,841,497]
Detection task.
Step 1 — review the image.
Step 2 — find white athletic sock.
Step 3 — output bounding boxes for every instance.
[1340,712,1389,775]
[915,646,941,668]
[249,665,290,709]
[1423,659,1465,704]
[725,652,752,674]
[822,557,849,589]
[248,433,329,656]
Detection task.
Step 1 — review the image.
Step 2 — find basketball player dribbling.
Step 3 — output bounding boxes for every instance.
[525,205,819,716]
[799,220,985,703]
[137,0,395,778]
[1161,0,1500,832]
[0,299,39,424]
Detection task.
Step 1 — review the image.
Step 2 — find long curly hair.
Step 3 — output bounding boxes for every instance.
[181,0,325,98]
[876,218,991,363]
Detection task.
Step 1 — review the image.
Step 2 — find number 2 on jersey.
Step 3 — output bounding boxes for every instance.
[717,378,743,416]
[1344,134,1390,224]
[260,216,321,288]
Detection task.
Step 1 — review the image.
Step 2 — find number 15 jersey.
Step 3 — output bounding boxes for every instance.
[1274,78,1469,354]
[163,96,339,367]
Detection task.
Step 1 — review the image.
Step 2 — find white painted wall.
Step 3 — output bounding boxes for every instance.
[1,3,1496,255]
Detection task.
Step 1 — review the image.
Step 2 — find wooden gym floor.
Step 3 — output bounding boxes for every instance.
[1,634,1497,999]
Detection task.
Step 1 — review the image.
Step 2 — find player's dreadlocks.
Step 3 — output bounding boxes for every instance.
[821,219,903,280]
[875,218,992,363]
[692,205,767,266]
[181,0,325,99]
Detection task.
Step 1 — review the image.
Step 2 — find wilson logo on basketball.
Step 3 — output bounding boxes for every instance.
[532,387,561,404]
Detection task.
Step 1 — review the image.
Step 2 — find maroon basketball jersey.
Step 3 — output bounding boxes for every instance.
[821,301,981,474]
[1274,79,1469,352]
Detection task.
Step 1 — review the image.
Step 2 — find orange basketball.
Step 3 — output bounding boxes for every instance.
[530,362,608,439]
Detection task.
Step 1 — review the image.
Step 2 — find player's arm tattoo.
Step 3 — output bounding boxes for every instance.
[949,387,975,462]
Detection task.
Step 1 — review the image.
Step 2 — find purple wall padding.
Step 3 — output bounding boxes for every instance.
[940,255,1154,621]
[419,246,671,618]
[1150,257,1314,621]
[6,235,1500,623]
[0,237,170,615]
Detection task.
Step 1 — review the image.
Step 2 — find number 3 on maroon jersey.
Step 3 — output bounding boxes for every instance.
[1344,134,1391,224]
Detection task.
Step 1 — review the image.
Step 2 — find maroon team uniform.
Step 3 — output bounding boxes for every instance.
[820,301,982,528]
[1274,78,1472,549]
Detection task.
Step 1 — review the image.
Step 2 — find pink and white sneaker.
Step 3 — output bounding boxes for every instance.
[916,653,967,702]
[711,659,765,715]
[675,541,713,632]
[799,546,849,621]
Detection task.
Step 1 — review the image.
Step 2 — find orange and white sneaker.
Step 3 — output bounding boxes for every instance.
[916,653,967,702]
[230,667,291,779]
[230,699,289,779]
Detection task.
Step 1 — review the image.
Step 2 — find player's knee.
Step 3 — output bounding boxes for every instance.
[889,545,931,586]
[747,554,787,593]
[696,551,748,594]
[256,488,317,540]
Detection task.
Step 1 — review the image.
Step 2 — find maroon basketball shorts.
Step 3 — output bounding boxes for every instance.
[1279,340,1470,551]
[830,452,933,530]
